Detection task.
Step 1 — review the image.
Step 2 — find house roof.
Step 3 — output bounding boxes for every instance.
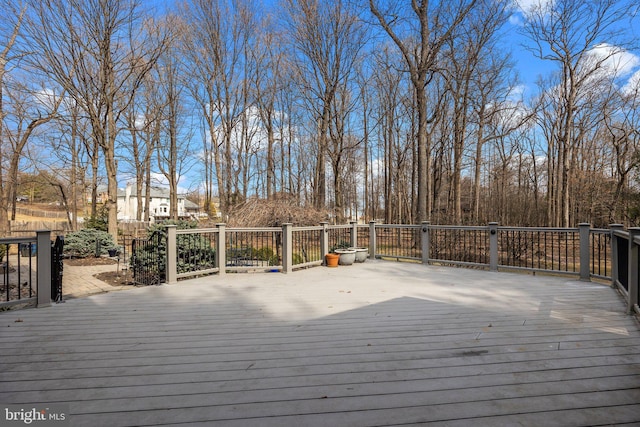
[184,199,200,210]
[117,186,183,199]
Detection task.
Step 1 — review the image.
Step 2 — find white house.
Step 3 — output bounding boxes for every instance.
[117,184,201,221]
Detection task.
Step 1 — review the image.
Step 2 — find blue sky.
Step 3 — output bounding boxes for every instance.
[505,0,640,98]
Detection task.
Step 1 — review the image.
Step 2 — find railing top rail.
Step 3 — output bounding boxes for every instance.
[497,226,579,232]
[292,226,323,232]
[590,228,611,234]
[175,228,220,234]
[328,224,352,229]
[633,235,640,246]
[613,229,629,238]
[429,225,487,231]
[226,227,282,232]
[0,236,38,245]
[374,224,421,229]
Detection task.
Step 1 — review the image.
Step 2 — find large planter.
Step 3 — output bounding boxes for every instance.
[325,253,340,267]
[349,247,368,263]
[334,248,356,266]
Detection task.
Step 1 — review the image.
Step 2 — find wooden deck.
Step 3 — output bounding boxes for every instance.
[1,261,639,426]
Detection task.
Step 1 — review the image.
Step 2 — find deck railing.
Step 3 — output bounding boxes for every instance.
[0,231,55,309]
[610,226,640,315]
[291,226,324,268]
[163,222,639,316]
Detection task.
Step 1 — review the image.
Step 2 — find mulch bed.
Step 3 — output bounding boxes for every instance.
[64,257,118,266]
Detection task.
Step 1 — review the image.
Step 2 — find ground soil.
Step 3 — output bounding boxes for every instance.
[94,271,135,287]
[65,257,118,266]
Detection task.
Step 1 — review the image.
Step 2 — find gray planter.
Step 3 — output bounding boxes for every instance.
[334,248,356,265]
[349,247,368,263]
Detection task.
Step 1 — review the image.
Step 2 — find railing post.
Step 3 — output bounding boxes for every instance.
[350,221,358,248]
[36,230,51,308]
[320,222,329,264]
[282,223,293,273]
[216,223,226,276]
[166,225,177,285]
[610,224,624,289]
[369,221,377,260]
[627,227,640,315]
[421,221,430,265]
[579,223,591,282]
[489,222,499,272]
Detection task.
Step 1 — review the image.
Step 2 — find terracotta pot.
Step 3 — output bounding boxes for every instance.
[325,253,340,267]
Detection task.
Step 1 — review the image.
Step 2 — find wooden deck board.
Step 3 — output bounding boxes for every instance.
[1,261,638,426]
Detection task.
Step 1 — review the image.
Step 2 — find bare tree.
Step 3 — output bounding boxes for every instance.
[182,0,256,219]
[0,1,27,233]
[369,0,478,222]
[1,82,63,230]
[284,0,366,211]
[520,0,635,226]
[441,0,511,224]
[602,77,640,223]
[251,18,283,200]
[24,0,168,239]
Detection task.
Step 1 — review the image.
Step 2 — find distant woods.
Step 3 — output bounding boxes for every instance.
[1,0,639,234]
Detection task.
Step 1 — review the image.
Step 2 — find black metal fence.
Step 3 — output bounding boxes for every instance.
[1,239,37,305]
[375,225,421,260]
[327,225,351,251]
[131,232,164,286]
[609,228,640,315]
[51,236,64,302]
[498,227,580,273]
[590,229,611,279]
[226,228,282,270]
[292,227,323,266]
[175,229,217,277]
[430,226,489,265]
[0,231,62,308]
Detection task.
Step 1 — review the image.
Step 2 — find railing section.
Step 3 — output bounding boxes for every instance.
[0,231,53,309]
[327,225,352,251]
[497,227,580,274]
[1,238,36,306]
[374,224,421,261]
[175,228,218,279]
[632,232,640,314]
[291,226,323,268]
[51,236,64,302]
[429,225,489,266]
[610,227,640,315]
[355,224,370,251]
[226,227,282,272]
[590,229,611,280]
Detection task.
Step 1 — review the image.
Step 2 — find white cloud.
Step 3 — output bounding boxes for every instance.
[622,69,640,95]
[510,0,555,27]
[587,43,640,78]
[33,88,61,111]
[515,0,555,14]
[508,84,527,101]
[508,14,523,26]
